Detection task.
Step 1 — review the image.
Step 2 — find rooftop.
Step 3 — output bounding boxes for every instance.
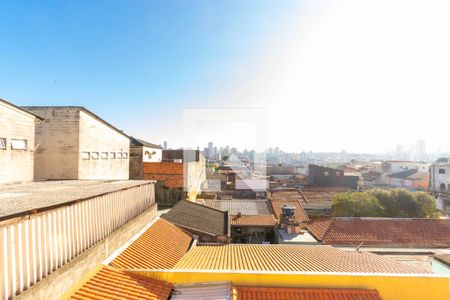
[268,189,308,203]
[65,265,173,300]
[230,215,277,227]
[110,219,193,270]
[130,137,162,149]
[307,218,450,248]
[0,180,153,219]
[387,169,419,180]
[276,229,319,244]
[203,199,273,215]
[172,282,231,299]
[434,254,450,267]
[173,244,429,274]
[0,98,44,120]
[233,287,383,300]
[269,199,310,223]
[161,200,229,237]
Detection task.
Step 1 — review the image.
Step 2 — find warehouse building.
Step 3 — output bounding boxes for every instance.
[24,106,130,180]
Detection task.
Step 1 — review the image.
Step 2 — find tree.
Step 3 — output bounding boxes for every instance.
[332,192,384,217]
[332,188,438,218]
[413,192,437,217]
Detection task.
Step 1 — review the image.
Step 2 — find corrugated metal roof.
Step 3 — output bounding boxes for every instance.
[110,219,192,269]
[307,218,450,248]
[233,287,383,300]
[174,244,429,274]
[172,282,231,300]
[204,199,272,215]
[67,265,173,300]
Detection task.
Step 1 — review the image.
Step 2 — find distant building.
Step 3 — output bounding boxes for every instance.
[129,137,162,179]
[387,169,429,190]
[430,162,450,192]
[0,99,43,184]
[163,140,168,150]
[307,164,359,190]
[24,106,130,180]
[142,149,206,204]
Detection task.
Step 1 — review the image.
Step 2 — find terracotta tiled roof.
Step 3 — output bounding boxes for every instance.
[301,188,349,204]
[174,244,428,274]
[233,287,382,300]
[161,200,228,236]
[269,199,310,222]
[269,189,308,203]
[110,219,192,269]
[230,215,277,227]
[307,218,450,248]
[307,219,332,240]
[68,265,173,300]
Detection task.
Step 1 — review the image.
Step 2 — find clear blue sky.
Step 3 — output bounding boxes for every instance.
[0,1,299,147]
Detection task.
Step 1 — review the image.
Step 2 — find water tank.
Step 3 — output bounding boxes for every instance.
[281,205,296,217]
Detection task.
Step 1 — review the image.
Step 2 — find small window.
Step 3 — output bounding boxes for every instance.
[82,152,90,160]
[0,138,6,149]
[439,168,446,174]
[101,152,108,159]
[109,152,116,159]
[11,139,27,150]
[92,152,99,160]
[123,152,128,159]
[117,152,123,159]
[324,171,329,176]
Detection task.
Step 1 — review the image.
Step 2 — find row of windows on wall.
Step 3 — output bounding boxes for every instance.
[81,151,128,160]
[0,138,28,150]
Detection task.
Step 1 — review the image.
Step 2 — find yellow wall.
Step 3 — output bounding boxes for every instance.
[133,270,450,300]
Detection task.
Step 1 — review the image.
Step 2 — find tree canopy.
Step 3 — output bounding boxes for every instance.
[332,188,437,218]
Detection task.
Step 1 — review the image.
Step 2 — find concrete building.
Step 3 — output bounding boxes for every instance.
[129,137,162,179]
[430,162,450,192]
[24,106,130,180]
[0,99,43,184]
[308,164,359,189]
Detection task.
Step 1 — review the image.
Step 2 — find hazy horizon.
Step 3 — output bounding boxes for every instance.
[2,1,450,153]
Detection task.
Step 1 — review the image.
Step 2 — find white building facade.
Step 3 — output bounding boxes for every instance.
[0,99,43,184]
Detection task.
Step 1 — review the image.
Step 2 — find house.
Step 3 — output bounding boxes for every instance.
[202,199,277,243]
[161,200,230,243]
[0,98,43,184]
[129,137,162,179]
[308,164,359,189]
[23,106,130,180]
[142,149,206,204]
[430,162,450,192]
[387,169,429,190]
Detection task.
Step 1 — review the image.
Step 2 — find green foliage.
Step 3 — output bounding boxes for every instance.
[332,188,437,218]
[332,192,384,217]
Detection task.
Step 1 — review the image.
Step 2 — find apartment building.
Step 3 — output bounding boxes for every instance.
[24,106,130,180]
[0,99,43,184]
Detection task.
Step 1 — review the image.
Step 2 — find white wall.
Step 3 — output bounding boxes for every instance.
[0,102,36,184]
[142,146,162,162]
[430,164,450,192]
[27,107,80,180]
[78,111,129,180]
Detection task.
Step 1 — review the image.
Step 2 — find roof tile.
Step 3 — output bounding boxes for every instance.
[308,218,450,248]
[233,287,383,300]
[174,244,429,274]
[110,219,192,269]
[68,265,173,300]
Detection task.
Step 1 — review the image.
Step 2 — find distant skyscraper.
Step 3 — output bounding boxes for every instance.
[415,140,426,162]
[395,144,405,160]
[208,142,213,159]
[163,141,168,150]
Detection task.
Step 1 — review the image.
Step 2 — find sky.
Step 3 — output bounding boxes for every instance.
[1,1,450,153]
